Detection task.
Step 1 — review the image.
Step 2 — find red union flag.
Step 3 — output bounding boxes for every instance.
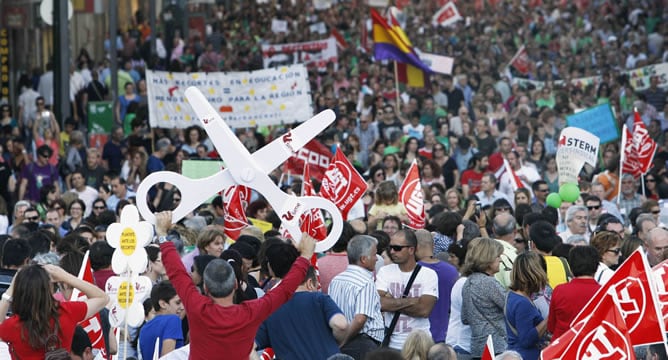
[286,139,331,180]
[432,2,462,27]
[542,296,635,360]
[398,160,425,229]
[622,125,642,178]
[70,251,107,358]
[651,260,668,328]
[300,163,328,240]
[571,249,666,346]
[319,146,367,220]
[481,335,494,360]
[631,109,657,175]
[509,45,531,75]
[222,185,251,240]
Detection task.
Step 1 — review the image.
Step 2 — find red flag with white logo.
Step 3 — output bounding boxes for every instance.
[300,163,328,240]
[571,249,667,346]
[541,296,635,359]
[222,185,251,240]
[651,259,668,328]
[398,160,425,229]
[631,109,657,175]
[70,251,107,359]
[622,124,642,178]
[286,139,332,180]
[481,335,494,360]
[509,45,531,75]
[432,2,463,27]
[319,146,368,220]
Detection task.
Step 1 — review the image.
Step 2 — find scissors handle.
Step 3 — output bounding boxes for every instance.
[274,195,344,253]
[136,170,234,224]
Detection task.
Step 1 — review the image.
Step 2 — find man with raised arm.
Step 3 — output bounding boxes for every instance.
[154,211,316,360]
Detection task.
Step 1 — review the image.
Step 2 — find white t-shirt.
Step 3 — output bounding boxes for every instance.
[71,186,99,217]
[446,276,471,351]
[375,263,438,350]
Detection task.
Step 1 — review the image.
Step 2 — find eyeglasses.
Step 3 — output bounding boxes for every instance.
[388,244,412,252]
[606,248,622,255]
[652,210,661,214]
[647,178,657,183]
[587,205,601,210]
[496,207,511,212]
[26,216,40,222]
[94,206,106,210]
[537,188,549,192]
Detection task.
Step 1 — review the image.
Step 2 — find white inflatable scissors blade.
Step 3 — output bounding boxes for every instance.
[184,86,343,251]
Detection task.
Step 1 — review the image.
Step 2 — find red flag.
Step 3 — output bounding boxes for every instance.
[622,125,642,178]
[542,296,635,359]
[481,335,494,360]
[70,251,107,358]
[300,163,328,240]
[398,160,425,229]
[651,259,668,328]
[330,28,348,50]
[631,109,657,175]
[285,139,332,180]
[571,249,666,346]
[222,185,251,240]
[509,45,531,75]
[319,146,368,220]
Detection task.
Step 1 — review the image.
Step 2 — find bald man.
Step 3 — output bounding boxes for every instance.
[492,213,519,289]
[415,230,458,343]
[647,228,668,267]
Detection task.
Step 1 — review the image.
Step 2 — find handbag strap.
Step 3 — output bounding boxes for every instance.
[382,264,422,347]
[504,292,519,337]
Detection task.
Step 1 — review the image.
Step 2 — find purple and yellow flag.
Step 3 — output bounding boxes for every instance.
[371,8,431,87]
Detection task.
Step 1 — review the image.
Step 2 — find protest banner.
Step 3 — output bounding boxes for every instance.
[566,103,619,144]
[271,19,288,33]
[262,38,338,72]
[146,65,313,129]
[87,101,113,149]
[556,127,600,185]
[419,52,454,75]
[285,138,332,180]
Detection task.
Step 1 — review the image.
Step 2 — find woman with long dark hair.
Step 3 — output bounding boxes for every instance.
[0,264,108,358]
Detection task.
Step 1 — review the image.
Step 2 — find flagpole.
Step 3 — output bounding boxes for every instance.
[618,125,628,205]
[394,61,400,114]
[641,174,646,197]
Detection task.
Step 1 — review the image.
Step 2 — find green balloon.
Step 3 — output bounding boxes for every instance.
[559,183,580,203]
[546,193,563,208]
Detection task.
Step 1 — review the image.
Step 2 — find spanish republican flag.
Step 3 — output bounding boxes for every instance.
[370,8,431,87]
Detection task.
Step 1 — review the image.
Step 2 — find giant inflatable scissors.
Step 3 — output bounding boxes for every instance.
[136,87,343,252]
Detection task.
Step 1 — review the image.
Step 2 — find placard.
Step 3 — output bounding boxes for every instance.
[262,38,337,73]
[566,103,619,144]
[146,65,313,129]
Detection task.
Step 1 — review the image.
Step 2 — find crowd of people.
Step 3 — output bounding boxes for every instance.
[0,0,666,359]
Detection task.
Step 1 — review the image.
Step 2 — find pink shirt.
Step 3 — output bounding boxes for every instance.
[317,252,348,294]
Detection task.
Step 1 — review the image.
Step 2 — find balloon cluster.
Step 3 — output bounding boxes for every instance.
[546,183,580,208]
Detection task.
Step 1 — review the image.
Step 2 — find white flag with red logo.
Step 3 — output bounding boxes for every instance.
[70,251,107,359]
[222,185,251,240]
[509,45,531,75]
[319,146,368,220]
[571,249,666,346]
[300,163,328,240]
[631,109,657,175]
[541,295,635,359]
[481,334,494,360]
[502,158,524,191]
[398,160,425,229]
[432,2,462,27]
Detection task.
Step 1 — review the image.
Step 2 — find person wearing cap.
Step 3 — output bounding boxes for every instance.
[154,211,316,360]
[18,145,60,202]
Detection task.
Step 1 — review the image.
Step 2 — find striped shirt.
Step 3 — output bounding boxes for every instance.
[328,265,385,342]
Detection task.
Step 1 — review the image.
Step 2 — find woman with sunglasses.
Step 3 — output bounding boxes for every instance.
[590,231,622,285]
[644,172,660,201]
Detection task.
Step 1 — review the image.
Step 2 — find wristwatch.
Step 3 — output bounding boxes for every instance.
[157,235,169,244]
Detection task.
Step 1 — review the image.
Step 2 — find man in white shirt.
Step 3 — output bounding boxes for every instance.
[476,173,509,208]
[69,170,98,217]
[499,150,540,207]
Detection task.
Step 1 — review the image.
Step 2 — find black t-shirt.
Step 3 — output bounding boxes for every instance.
[476,134,497,156]
[441,157,458,189]
[378,119,403,140]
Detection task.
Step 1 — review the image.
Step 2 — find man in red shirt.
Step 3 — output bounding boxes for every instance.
[547,245,600,339]
[155,211,316,360]
[460,154,488,198]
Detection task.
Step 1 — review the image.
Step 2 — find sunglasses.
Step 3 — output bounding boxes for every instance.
[652,210,661,214]
[94,206,106,210]
[606,248,622,255]
[27,216,40,222]
[496,207,511,212]
[587,205,601,210]
[647,178,656,182]
[388,245,411,252]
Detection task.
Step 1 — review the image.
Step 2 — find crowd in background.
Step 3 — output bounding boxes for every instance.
[0,0,666,359]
